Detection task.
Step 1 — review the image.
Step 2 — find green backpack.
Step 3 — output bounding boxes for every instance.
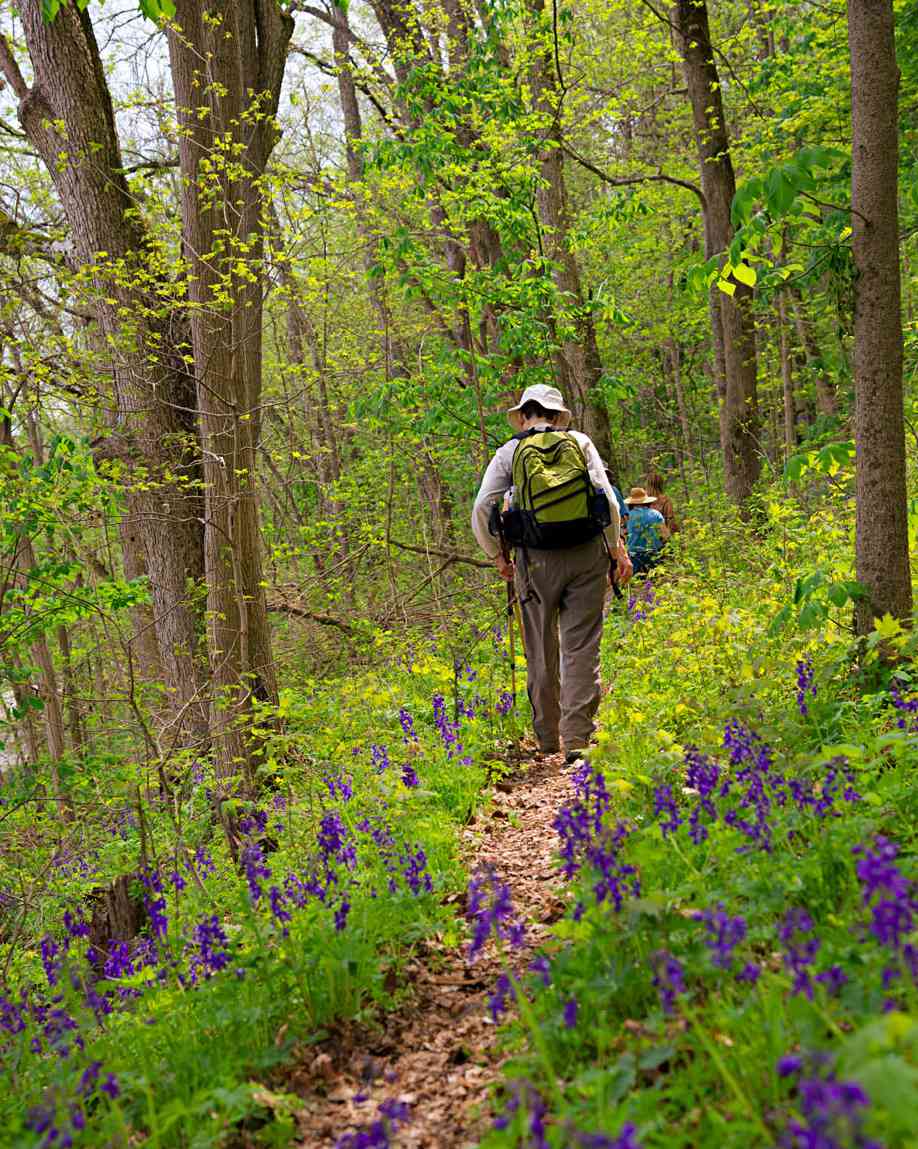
[489,429,611,550]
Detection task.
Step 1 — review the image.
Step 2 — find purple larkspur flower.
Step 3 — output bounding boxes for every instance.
[268,886,291,931]
[889,682,918,732]
[650,950,684,1015]
[241,841,272,904]
[853,836,911,906]
[467,866,525,960]
[554,764,639,911]
[334,898,351,932]
[778,1057,877,1149]
[189,915,231,980]
[529,955,552,986]
[324,773,354,802]
[563,997,578,1028]
[488,971,515,1022]
[191,845,216,879]
[401,762,420,788]
[780,909,820,999]
[684,747,720,844]
[577,1125,642,1149]
[0,992,26,1035]
[318,810,357,870]
[370,744,390,773]
[39,935,62,988]
[628,579,656,622]
[62,911,89,940]
[138,865,168,939]
[736,962,761,985]
[815,965,848,996]
[653,784,682,838]
[433,694,468,762]
[399,707,418,744]
[694,905,747,970]
[795,655,816,717]
[401,846,432,894]
[852,835,916,996]
[496,690,514,716]
[103,941,135,980]
[336,1096,411,1148]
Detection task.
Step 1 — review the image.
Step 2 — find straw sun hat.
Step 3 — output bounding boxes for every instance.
[624,487,657,506]
[506,384,572,432]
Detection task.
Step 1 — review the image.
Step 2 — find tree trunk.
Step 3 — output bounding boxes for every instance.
[56,624,86,756]
[789,288,839,417]
[526,0,612,461]
[17,536,69,816]
[167,1,291,782]
[674,0,760,503]
[848,0,912,633]
[1,4,208,746]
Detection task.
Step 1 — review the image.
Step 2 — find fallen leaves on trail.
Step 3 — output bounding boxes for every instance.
[288,753,575,1148]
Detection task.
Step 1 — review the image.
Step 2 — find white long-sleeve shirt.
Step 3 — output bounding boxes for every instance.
[471,425,621,559]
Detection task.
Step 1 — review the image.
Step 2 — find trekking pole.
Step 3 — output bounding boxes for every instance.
[506,580,517,700]
[496,514,520,700]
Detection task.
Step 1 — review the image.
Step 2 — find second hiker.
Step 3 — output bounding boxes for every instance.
[471,385,629,763]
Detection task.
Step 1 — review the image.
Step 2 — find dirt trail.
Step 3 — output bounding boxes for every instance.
[289,752,574,1148]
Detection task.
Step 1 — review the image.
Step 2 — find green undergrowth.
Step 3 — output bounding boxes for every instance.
[477,491,918,1149]
[0,621,527,1148]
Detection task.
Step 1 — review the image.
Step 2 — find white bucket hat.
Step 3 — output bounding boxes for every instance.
[506,384,572,432]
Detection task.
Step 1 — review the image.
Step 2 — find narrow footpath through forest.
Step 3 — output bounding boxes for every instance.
[287,751,573,1148]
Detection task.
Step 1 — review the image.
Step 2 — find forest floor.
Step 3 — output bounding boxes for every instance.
[284,748,572,1148]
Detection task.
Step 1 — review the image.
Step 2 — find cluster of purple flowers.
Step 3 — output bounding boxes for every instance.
[853,835,917,1001]
[777,1053,879,1149]
[493,1080,548,1148]
[650,949,685,1015]
[398,707,418,743]
[779,909,821,999]
[137,868,167,942]
[432,689,466,762]
[489,971,516,1022]
[888,682,918,732]
[186,916,231,982]
[653,784,682,838]
[554,763,639,913]
[576,1126,641,1149]
[370,744,390,773]
[655,723,864,855]
[432,694,472,766]
[795,655,817,717]
[354,814,433,900]
[694,905,747,971]
[467,865,525,960]
[325,772,354,801]
[496,690,515,717]
[627,580,656,622]
[35,1065,107,1137]
[495,1081,640,1148]
[26,1060,120,1149]
[336,1098,411,1149]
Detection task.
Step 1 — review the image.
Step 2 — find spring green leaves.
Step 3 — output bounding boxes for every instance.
[43,0,175,23]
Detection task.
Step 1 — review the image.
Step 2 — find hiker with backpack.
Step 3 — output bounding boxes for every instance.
[471,385,629,763]
[624,487,669,574]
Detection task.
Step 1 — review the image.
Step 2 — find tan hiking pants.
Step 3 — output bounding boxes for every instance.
[514,537,608,752]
